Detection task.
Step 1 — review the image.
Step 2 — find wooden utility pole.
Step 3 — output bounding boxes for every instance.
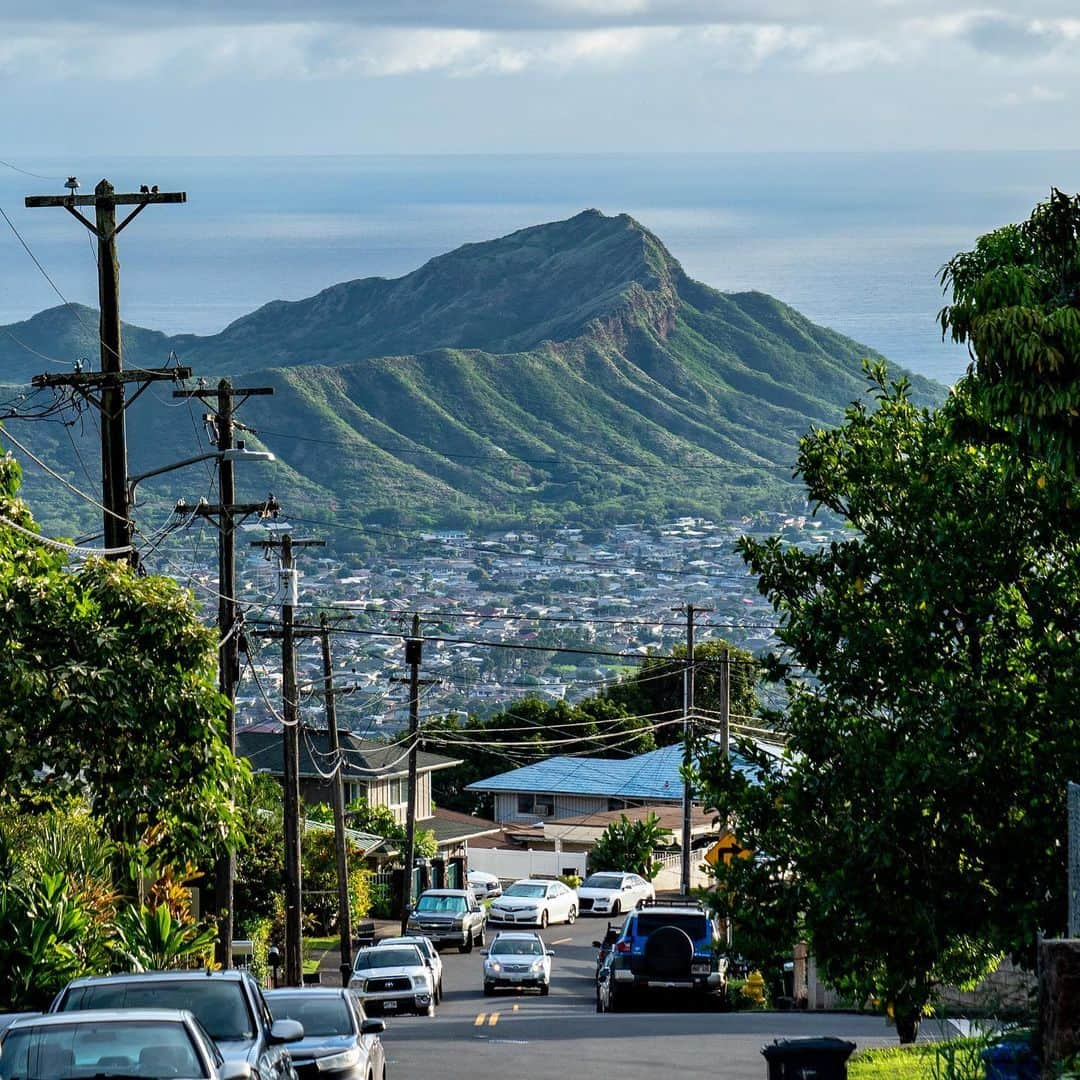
[401,616,423,936]
[26,179,188,559]
[253,535,324,987]
[395,616,436,935]
[174,380,275,967]
[320,613,354,987]
[680,604,696,896]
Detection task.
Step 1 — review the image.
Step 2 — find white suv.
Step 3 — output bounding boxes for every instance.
[375,935,444,1004]
[482,932,554,996]
[348,943,435,1017]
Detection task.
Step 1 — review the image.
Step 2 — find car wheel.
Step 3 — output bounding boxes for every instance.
[425,1001,436,1017]
[460,930,474,954]
[540,910,548,929]
[478,926,486,947]
[540,982,550,996]
[483,981,494,996]
[611,900,621,916]
[567,905,577,925]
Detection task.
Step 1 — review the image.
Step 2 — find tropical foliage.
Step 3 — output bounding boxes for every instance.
[587,812,671,880]
[700,190,1080,1042]
[0,446,248,869]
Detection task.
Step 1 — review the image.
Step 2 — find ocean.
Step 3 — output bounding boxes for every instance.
[3,151,1079,386]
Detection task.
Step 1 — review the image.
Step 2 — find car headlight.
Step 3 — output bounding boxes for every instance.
[317,1048,361,1072]
[530,959,545,972]
[453,915,467,927]
[487,961,502,973]
[412,974,429,989]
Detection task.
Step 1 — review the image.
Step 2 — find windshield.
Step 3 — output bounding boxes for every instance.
[505,884,546,898]
[58,981,254,1042]
[415,895,466,914]
[491,938,544,956]
[380,938,433,959]
[268,995,354,1037]
[0,1020,205,1080]
[584,874,624,889]
[354,947,422,970]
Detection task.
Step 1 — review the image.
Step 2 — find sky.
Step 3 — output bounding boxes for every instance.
[2,1,1078,156]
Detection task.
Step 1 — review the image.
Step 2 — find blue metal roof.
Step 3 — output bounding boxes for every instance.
[465,738,776,800]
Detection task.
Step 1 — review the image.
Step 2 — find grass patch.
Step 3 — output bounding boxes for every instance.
[849,1038,993,1080]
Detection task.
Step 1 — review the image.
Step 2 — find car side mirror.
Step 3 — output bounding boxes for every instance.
[219,1064,254,1080]
[479,950,488,956]
[268,1018,304,1044]
[360,1018,386,1035]
[546,949,555,957]
[592,941,603,949]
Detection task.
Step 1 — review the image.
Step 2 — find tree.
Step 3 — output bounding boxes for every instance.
[0,446,248,870]
[587,812,671,879]
[602,639,760,746]
[708,359,1080,1040]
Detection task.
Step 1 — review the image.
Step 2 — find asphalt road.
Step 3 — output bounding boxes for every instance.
[377,916,902,1080]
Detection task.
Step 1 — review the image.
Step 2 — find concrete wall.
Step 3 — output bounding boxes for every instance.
[466,846,588,881]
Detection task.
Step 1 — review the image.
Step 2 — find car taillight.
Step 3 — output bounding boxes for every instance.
[615,941,631,953]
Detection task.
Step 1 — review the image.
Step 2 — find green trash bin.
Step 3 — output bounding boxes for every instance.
[762,1037,856,1079]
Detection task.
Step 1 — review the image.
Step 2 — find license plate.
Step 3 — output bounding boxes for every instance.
[383,1000,398,1010]
[691,963,710,974]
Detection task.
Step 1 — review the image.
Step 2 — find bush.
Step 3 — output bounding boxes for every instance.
[559,873,582,890]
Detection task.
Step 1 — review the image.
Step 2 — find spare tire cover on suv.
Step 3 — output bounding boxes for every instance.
[643,925,694,978]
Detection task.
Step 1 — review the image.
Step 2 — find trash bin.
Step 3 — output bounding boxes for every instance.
[981,1041,1040,1080]
[761,1037,856,1079]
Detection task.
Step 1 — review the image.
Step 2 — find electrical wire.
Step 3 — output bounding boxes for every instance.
[0,513,133,557]
[0,158,63,181]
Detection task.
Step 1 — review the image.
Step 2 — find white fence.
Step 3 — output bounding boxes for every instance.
[466,846,587,882]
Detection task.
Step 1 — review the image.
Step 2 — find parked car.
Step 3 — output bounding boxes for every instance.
[1,1008,252,1080]
[348,943,435,1016]
[374,934,444,1004]
[577,871,654,916]
[467,869,503,900]
[0,1013,39,1036]
[482,931,554,996]
[596,898,728,1013]
[265,988,385,1080]
[406,887,487,952]
[49,969,302,1080]
[488,878,578,928]
[592,922,623,975]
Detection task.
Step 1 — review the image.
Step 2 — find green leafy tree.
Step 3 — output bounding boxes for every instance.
[602,639,761,746]
[0,446,248,870]
[112,904,217,972]
[714,358,1080,1040]
[587,812,671,879]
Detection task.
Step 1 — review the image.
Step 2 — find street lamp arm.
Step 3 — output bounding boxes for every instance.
[127,447,275,506]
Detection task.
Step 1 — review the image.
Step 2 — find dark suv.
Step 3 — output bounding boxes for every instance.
[596,898,727,1012]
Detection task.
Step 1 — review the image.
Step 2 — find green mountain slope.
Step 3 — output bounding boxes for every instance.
[0,210,942,541]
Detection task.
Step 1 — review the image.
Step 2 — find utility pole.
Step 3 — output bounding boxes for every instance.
[395,616,436,935]
[252,534,324,986]
[680,604,696,896]
[719,647,730,762]
[320,613,354,987]
[26,179,189,559]
[174,379,275,968]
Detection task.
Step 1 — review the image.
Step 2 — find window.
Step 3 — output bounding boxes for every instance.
[516,794,554,817]
[386,776,408,805]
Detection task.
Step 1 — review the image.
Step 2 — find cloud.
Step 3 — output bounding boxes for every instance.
[998,83,1066,105]
[961,12,1059,56]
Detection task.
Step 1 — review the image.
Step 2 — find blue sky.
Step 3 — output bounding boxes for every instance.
[2,1,1077,155]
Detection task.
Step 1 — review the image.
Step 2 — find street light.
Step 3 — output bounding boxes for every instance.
[127,442,275,506]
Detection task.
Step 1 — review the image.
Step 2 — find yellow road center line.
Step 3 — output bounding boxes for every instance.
[474,1013,486,1026]
[551,937,572,945]
[488,1012,500,1026]
[512,1004,520,1012]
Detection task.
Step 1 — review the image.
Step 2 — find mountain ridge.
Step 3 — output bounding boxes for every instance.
[0,210,942,542]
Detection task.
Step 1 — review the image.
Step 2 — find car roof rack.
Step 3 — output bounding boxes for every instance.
[635,897,704,910]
